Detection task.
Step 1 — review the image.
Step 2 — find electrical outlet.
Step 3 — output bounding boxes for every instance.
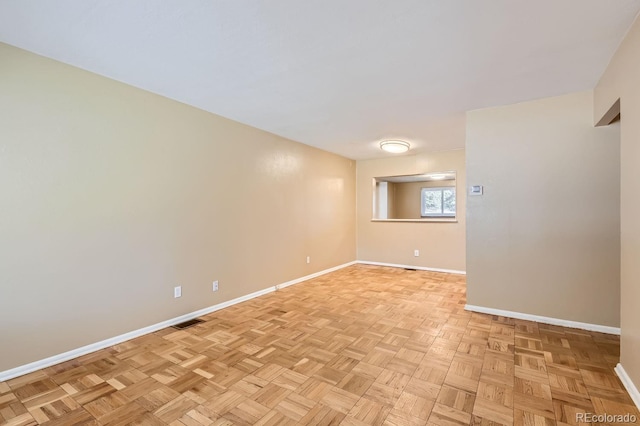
[414,250,420,257]
[174,286,182,298]
[306,256,310,264]
[212,280,219,292]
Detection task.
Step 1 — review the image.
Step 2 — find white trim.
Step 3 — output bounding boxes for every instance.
[0,261,357,382]
[357,260,466,275]
[464,304,621,335]
[370,219,458,223]
[615,363,640,410]
[276,261,357,290]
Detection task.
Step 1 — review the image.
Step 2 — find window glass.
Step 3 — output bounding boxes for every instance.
[421,187,456,217]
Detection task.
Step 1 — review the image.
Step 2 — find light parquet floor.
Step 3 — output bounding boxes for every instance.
[1,265,637,425]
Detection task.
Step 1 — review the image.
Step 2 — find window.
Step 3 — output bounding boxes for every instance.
[421,187,456,218]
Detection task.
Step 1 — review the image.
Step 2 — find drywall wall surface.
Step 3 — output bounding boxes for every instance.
[0,43,356,371]
[595,14,640,393]
[357,149,466,271]
[466,90,620,327]
[394,180,455,220]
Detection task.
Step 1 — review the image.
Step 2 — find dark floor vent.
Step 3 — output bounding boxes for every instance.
[404,268,417,271]
[172,318,205,329]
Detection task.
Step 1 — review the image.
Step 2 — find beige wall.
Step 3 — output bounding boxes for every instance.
[0,43,356,372]
[357,149,466,271]
[394,180,456,220]
[466,91,620,327]
[388,183,397,218]
[594,15,640,390]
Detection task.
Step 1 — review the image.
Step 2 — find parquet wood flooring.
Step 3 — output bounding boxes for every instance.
[1,265,637,425]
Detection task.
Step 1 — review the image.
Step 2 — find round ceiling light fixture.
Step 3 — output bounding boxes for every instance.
[380,140,410,153]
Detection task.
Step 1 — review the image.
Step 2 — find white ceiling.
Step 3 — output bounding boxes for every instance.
[1,1,638,160]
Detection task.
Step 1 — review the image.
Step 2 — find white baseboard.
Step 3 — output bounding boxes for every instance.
[0,261,357,382]
[464,304,620,335]
[615,363,640,410]
[357,260,466,275]
[276,261,357,290]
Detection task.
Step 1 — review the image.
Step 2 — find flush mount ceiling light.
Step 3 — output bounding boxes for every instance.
[380,140,410,153]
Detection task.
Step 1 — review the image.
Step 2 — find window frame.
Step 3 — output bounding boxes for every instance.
[420,186,456,218]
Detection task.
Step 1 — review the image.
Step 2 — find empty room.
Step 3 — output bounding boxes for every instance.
[1,1,639,425]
